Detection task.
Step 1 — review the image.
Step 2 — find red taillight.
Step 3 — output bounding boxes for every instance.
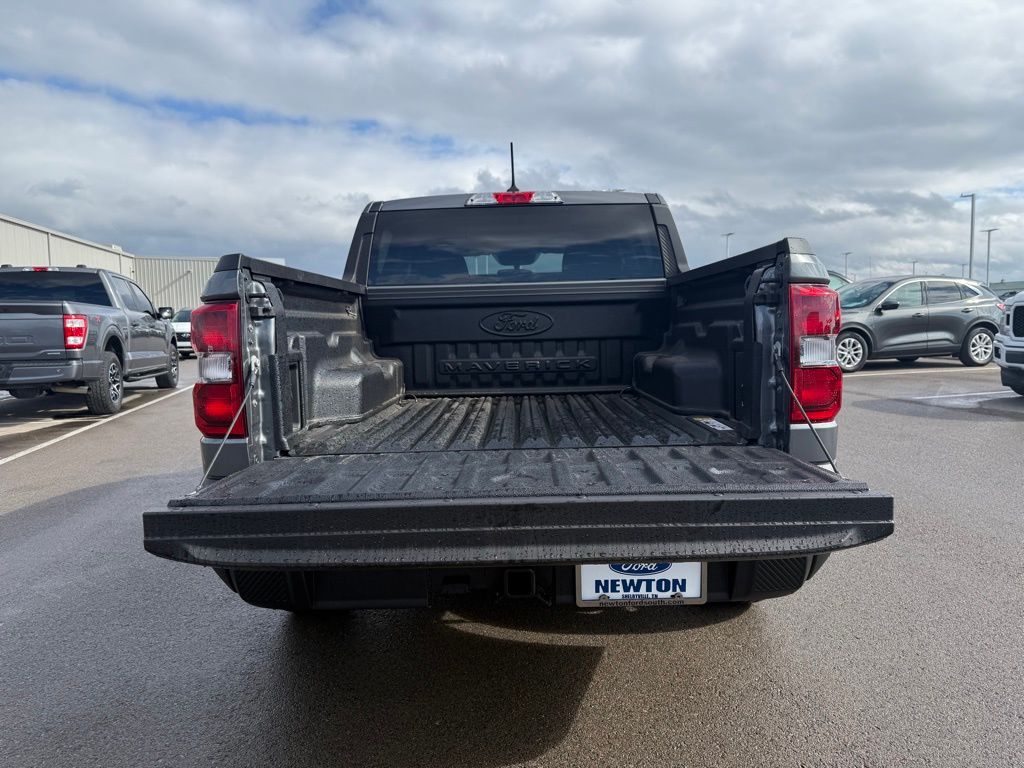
[63,314,88,349]
[790,284,842,423]
[465,191,562,206]
[190,301,246,438]
[492,191,535,204]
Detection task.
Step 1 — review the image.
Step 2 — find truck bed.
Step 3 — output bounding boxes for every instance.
[291,392,743,455]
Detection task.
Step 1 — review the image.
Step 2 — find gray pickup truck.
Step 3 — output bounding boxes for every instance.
[145,190,894,613]
[0,266,180,413]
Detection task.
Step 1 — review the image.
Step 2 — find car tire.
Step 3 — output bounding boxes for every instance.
[897,357,919,364]
[959,327,994,366]
[1010,385,1024,397]
[9,387,45,399]
[85,352,124,415]
[155,348,179,389]
[836,331,868,373]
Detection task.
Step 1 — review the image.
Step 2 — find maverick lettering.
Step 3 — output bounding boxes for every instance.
[439,357,597,374]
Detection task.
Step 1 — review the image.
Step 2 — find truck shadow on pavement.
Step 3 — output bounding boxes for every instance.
[449,599,751,636]
[256,600,750,768]
[262,609,599,768]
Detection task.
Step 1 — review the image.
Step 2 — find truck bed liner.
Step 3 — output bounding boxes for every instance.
[291,392,741,455]
[174,444,859,508]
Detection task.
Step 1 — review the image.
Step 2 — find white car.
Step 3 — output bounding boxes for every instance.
[171,308,194,358]
[994,292,1024,396]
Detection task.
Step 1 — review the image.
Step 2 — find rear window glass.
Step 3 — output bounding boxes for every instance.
[0,271,112,305]
[367,204,663,285]
[958,280,983,296]
[926,281,962,304]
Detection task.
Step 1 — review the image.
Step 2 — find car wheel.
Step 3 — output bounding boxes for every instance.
[85,352,124,415]
[897,357,919,364]
[156,348,180,389]
[959,328,994,366]
[836,331,868,372]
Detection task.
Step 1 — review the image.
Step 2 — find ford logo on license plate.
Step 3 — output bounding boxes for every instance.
[609,562,671,575]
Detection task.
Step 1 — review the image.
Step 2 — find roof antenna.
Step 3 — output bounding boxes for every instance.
[507,141,519,192]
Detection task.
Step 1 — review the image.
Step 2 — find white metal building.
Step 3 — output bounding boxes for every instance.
[134,256,219,313]
[0,213,220,311]
[1,213,137,277]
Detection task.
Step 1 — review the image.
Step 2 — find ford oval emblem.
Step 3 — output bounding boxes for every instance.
[609,563,671,575]
[479,310,553,337]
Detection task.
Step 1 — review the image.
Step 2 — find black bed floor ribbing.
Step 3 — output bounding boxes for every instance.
[290,392,742,456]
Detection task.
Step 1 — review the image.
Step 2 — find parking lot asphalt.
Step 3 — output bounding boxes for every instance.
[1,359,1021,767]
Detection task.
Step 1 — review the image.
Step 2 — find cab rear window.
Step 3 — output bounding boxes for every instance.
[0,272,112,305]
[368,204,664,285]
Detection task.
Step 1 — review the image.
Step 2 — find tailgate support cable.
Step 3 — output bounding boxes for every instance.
[191,355,261,494]
[772,348,842,477]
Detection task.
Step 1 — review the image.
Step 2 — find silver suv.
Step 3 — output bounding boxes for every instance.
[836,276,1004,372]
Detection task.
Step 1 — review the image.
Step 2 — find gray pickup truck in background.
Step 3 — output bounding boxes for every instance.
[0,266,180,413]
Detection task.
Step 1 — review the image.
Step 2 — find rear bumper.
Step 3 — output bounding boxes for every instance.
[0,357,101,388]
[143,491,894,571]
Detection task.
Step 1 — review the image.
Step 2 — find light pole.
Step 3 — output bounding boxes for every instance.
[960,192,975,279]
[961,264,966,278]
[842,251,852,277]
[722,232,734,259]
[911,260,918,275]
[981,228,998,285]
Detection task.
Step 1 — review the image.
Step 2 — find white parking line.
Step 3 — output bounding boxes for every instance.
[846,367,998,378]
[910,390,1014,400]
[0,385,194,467]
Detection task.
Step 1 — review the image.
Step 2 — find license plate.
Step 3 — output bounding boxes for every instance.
[576,562,706,606]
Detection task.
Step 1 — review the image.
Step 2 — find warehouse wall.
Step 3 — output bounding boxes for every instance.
[134,256,219,312]
[0,213,223,311]
[0,214,136,277]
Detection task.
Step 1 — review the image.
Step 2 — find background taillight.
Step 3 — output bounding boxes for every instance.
[790,284,842,423]
[63,314,88,349]
[191,301,246,438]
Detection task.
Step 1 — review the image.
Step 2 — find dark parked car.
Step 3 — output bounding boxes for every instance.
[0,266,179,413]
[835,276,1004,372]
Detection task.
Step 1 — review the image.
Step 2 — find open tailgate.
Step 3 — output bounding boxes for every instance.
[144,445,893,569]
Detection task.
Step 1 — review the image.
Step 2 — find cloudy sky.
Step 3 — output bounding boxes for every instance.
[2,0,1023,283]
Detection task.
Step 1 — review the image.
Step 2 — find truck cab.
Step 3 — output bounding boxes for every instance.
[0,266,180,412]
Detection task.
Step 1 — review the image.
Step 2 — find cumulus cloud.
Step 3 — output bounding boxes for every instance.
[1,0,1022,281]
